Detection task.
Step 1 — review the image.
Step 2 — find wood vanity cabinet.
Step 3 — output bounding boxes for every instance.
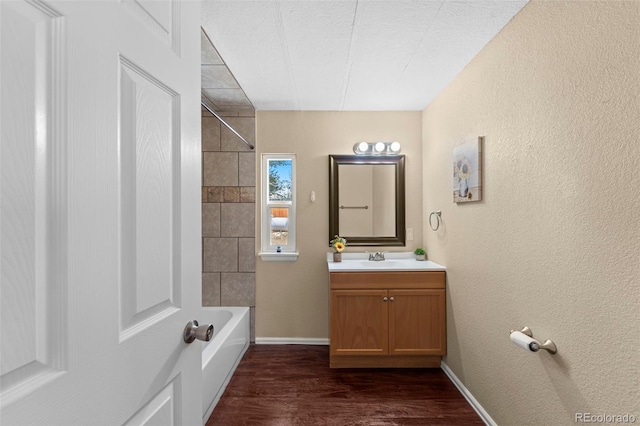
[329,271,446,368]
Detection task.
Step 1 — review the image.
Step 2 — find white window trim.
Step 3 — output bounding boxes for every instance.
[259,153,298,262]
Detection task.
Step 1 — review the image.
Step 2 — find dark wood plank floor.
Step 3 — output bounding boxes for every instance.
[206,345,483,426]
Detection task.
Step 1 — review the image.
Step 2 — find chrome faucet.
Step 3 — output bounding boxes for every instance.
[369,251,385,261]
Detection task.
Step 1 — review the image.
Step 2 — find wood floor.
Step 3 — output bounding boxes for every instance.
[206,345,484,426]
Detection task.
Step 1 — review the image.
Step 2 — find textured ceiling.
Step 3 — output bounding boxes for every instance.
[201,0,528,111]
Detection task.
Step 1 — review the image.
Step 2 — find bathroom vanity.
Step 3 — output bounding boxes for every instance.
[327,254,446,368]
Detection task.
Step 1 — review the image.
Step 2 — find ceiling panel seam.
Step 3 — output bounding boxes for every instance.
[339,0,360,111]
[393,0,447,92]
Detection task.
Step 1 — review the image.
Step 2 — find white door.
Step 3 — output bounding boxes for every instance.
[1,1,202,424]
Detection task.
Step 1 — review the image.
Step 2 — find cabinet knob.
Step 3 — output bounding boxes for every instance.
[389,296,395,302]
[383,296,388,302]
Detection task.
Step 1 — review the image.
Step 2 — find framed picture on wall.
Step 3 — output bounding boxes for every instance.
[453,136,483,203]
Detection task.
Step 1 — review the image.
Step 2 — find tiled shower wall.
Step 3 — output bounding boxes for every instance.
[201,109,256,342]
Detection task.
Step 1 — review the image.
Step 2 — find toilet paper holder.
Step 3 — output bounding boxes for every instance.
[510,327,557,354]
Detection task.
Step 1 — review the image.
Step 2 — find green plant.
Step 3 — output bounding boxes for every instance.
[414,248,426,255]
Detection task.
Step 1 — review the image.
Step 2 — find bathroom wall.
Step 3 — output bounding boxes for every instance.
[201,109,256,341]
[422,1,639,424]
[255,111,422,340]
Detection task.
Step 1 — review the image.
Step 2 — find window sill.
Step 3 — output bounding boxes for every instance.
[259,252,299,262]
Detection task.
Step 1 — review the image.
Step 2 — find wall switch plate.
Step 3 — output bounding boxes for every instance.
[407,228,413,241]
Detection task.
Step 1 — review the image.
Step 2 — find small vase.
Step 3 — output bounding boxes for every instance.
[459,178,469,198]
[415,254,425,261]
[333,252,342,263]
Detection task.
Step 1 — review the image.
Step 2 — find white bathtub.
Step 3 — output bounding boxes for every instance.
[200,306,250,424]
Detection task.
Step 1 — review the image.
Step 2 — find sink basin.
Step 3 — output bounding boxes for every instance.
[326,254,445,272]
[357,260,402,268]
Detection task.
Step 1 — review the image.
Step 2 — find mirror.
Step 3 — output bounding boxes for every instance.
[329,155,405,246]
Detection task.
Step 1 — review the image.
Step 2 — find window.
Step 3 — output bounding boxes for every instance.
[259,154,298,261]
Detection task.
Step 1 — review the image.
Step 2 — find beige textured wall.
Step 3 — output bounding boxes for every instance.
[255,111,422,339]
[422,1,639,425]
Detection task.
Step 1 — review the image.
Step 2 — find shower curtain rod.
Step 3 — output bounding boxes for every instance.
[200,98,255,150]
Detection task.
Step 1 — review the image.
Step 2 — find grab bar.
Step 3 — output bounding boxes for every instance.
[201,97,255,150]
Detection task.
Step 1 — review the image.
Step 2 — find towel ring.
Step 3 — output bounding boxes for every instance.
[429,211,441,231]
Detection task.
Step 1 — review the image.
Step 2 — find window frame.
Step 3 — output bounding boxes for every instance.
[259,153,298,261]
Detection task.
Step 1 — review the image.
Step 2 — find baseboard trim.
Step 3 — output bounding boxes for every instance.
[255,337,330,345]
[440,361,496,426]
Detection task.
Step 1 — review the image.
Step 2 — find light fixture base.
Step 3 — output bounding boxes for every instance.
[353,141,401,155]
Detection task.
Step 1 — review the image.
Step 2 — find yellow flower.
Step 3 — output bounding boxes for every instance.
[330,235,347,252]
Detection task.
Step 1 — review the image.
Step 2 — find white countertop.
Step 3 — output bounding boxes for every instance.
[327,252,446,272]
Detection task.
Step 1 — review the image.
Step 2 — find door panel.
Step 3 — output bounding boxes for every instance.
[119,57,182,340]
[0,1,202,424]
[0,0,67,406]
[122,379,178,426]
[389,289,446,355]
[330,289,388,356]
[122,0,179,52]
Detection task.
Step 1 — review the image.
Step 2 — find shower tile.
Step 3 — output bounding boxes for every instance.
[202,187,208,203]
[201,65,238,89]
[206,186,224,203]
[238,238,255,272]
[218,110,255,118]
[204,89,251,109]
[221,273,255,306]
[220,203,255,237]
[203,238,238,272]
[221,117,255,152]
[240,187,255,203]
[202,117,221,151]
[202,273,221,306]
[202,203,220,237]
[200,30,223,65]
[224,187,240,203]
[203,152,238,186]
[238,152,255,186]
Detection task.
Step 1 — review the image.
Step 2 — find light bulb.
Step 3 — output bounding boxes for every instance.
[358,142,368,152]
[375,142,385,152]
[390,142,401,152]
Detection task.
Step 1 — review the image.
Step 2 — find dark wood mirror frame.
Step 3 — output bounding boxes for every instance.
[329,155,406,247]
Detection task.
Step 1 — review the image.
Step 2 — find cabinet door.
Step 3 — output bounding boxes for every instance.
[389,289,446,356]
[330,289,389,356]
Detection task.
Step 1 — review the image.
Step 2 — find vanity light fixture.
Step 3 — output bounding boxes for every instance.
[353,141,402,155]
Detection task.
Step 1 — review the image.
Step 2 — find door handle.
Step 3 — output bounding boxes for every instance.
[183,320,214,343]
